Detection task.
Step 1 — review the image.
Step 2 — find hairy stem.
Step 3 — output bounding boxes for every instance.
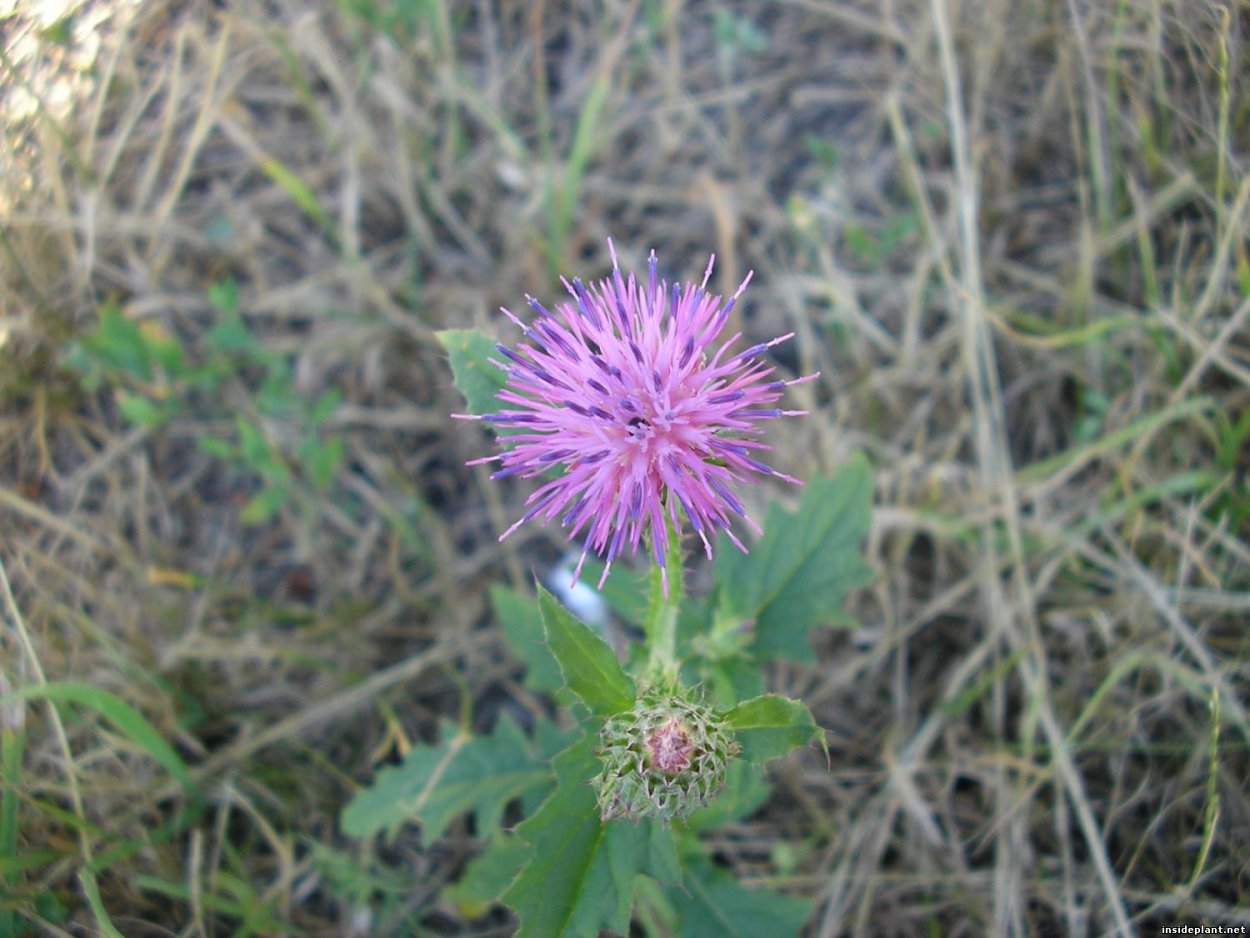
[644,511,684,681]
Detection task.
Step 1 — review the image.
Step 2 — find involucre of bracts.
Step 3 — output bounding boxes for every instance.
[593,686,739,824]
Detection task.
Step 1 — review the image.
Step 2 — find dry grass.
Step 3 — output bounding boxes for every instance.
[2,0,1248,935]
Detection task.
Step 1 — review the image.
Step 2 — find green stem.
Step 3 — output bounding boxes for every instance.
[644,511,685,681]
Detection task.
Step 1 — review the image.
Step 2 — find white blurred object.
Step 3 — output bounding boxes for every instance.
[495,159,529,191]
[546,550,610,632]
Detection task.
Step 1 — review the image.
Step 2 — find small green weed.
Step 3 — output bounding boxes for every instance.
[344,318,873,937]
[67,279,345,525]
[713,9,769,71]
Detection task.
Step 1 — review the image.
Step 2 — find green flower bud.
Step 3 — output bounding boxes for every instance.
[593,686,739,823]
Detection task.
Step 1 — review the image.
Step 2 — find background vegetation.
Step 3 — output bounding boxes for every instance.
[1,0,1247,934]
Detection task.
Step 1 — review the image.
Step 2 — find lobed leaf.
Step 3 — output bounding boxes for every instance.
[723,695,822,764]
[714,455,874,662]
[341,714,569,842]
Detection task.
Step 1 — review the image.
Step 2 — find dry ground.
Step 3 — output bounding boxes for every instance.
[1,0,1248,935]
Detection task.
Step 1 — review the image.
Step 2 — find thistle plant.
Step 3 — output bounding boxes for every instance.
[343,243,874,937]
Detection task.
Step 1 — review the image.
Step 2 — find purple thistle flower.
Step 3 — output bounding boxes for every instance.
[456,241,816,592]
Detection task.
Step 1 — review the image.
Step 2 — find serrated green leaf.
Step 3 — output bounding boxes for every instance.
[723,695,821,764]
[239,483,288,524]
[197,435,235,460]
[670,856,812,938]
[307,842,410,908]
[236,417,272,468]
[207,278,239,316]
[341,714,568,842]
[116,391,171,428]
[505,736,679,938]
[186,360,227,394]
[437,329,508,418]
[143,331,186,375]
[80,304,151,382]
[306,435,344,490]
[205,315,255,355]
[445,832,531,919]
[493,585,564,693]
[310,387,343,425]
[257,365,298,418]
[538,586,635,716]
[714,456,874,662]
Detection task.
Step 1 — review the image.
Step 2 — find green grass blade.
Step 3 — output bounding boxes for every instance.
[258,156,336,239]
[1017,396,1214,485]
[1188,687,1222,894]
[0,725,23,937]
[0,683,195,795]
[81,870,125,938]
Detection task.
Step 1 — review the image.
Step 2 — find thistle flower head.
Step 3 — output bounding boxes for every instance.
[593,687,738,823]
[458,241,816,590]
